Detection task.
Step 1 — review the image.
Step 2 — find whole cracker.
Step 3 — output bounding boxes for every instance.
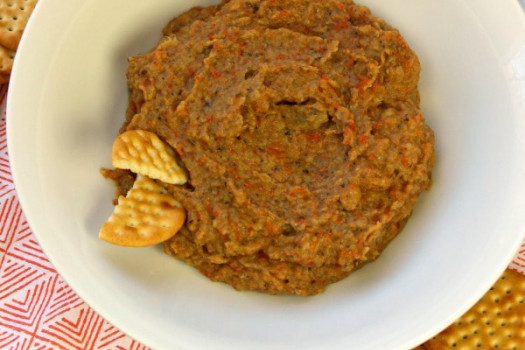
[414,268,525,349]
[0,0,38,51]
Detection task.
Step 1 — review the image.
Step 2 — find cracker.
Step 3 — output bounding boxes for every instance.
[112,130,188,185]
[0,43,14,75]
[99,175,186,247]
[0,0,38,51]
[415,268,525,349]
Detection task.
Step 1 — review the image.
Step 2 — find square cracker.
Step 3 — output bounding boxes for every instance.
[414,268,525,349]
[0,0,38,51]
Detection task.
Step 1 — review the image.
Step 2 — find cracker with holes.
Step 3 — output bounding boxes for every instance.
[99,175,186,247]
[112,130,188,185]
[0,0,38,51]
[415,268,525,350]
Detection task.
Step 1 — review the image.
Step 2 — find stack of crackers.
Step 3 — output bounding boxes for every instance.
[0,0,38,84]
[100,130,187,247]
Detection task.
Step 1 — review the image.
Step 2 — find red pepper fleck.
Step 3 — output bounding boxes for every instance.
[356,77,370,90]
[230,262,242,272]
[402,156,410,166]
[211,70,221,78]
[306,132,321,143]
[266,145,284,156]
[295,187,306,195]
[403,57,412,72]
[334,20,349,30]
[206,115,214,123]
[360,134,368,144]
[201,270,213,279]
[243,182,255,190]
[339,249,353,260]
[343,129,355,145]
[194,74,202,82]
[154,50,167,60]
[265,222,278,234]
[275,266,286,273]
[235,232,242,241]
[277,9,290,18]
[349,122,357,133]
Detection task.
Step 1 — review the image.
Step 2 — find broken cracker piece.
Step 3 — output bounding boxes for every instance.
[99,174,186,247]
[112,129,188,185]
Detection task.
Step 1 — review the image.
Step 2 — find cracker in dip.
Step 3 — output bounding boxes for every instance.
[109,0,436,296]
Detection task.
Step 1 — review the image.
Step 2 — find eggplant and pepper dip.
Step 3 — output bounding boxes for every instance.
[105,0,436,296]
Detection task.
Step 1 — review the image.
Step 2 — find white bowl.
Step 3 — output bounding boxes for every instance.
[7,0,525,349]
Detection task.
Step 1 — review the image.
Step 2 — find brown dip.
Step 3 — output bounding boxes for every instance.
[116,0,435,295]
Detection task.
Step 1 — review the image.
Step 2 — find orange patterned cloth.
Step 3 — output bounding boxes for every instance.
[0,81,523,349]
[0,86,149,349]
